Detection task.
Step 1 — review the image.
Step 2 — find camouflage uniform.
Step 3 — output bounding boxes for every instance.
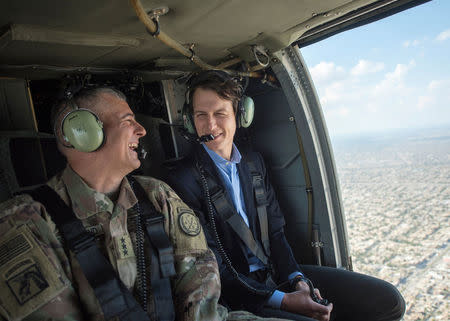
[0,166,286,321]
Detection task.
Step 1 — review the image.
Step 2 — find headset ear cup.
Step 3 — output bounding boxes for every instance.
[182,103,196,134]
[239,96,255,128]
[62,109,104,152]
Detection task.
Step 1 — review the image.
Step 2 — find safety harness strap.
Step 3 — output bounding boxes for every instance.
[246,160,271,257]
[26,185,150,321]
[128,176,176,321]
[204,173,268,265]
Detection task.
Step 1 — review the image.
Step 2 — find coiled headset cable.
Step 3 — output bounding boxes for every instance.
[196,161,272,297]
[131,184,148,311]
[196,160,329,306]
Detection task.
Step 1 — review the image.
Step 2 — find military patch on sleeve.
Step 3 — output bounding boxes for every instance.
[178,212,201,236]
[0,225,68,320]
[6,263,49,305]
[167,198,207,253]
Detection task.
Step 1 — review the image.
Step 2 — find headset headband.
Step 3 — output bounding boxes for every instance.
[185,70,242,105]
[182,70,254,134]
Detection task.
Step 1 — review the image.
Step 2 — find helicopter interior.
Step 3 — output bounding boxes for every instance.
[0,0,430,269]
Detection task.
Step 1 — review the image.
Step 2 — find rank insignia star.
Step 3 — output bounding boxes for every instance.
[115,235,134,259]
[120,237,128,256]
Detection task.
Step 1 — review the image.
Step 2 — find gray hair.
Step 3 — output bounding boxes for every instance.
[73,87,127,110]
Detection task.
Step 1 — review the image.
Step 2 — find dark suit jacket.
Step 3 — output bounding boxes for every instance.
[167,145,301,312]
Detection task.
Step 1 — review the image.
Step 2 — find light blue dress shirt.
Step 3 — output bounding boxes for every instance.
[203,144,303,309]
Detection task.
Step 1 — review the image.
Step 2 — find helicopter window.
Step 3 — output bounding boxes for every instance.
[301,1,449,319]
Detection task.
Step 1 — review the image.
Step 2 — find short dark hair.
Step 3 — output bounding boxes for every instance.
[187,71,242,115]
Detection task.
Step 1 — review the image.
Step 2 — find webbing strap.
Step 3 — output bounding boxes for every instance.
[247,161,271,257]
[26,185,149,321]
[226,214,268,265]
[205,174,268,265]
[128,176,176,321]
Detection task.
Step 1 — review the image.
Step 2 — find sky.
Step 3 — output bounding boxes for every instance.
[301,0,450,137]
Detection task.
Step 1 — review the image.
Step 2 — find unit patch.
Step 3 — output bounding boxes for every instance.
[7,263,49,305]
[0,225,68,320]
[178,212,201,236]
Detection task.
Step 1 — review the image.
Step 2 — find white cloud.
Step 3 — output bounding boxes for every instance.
[389,60,416,78]
[428,79,450,91]
[338,107,349,116]
[351,60,385,76]
[319,81,348,105]
[312,57,450,135]
[309,61,345,83]
[436,29,450,41]
[428,80,441,90]
[323,106,350,120]
[366,102,378,113]
[417,95,435,110]
[373,60,416,96]
[402,39,421,47]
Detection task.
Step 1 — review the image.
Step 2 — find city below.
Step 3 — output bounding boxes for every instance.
[333,127,449,321]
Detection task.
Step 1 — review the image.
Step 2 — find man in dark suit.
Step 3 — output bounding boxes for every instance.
[167,71,405,321]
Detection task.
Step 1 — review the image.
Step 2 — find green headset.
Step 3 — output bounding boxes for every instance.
[182,70,255,135]
[57,99,105,153]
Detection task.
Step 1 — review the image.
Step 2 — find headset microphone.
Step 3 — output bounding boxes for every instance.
[138,146,148,160]
[178,128,215,144]
[197,134,215,143]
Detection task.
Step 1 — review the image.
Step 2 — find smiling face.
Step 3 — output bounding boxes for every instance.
[192,87,236,160]
[93,92,146,175]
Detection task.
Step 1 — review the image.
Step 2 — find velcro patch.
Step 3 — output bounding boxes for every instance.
[168,199,207,254]
[6,263,49,305]
[0,234,32,267]
[0,225,68,321]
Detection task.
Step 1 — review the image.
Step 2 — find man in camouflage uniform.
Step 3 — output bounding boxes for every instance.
[0,88,287,321]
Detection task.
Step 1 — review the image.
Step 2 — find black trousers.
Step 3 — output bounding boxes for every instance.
[255,265,405,321]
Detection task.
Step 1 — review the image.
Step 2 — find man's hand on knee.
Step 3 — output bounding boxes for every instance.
[281,281,333,321]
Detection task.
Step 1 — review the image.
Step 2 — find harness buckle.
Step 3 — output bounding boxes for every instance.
[252,174,268,206]
[311,241,324,248]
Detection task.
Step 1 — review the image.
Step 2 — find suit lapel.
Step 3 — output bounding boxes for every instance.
[198,146,269,264]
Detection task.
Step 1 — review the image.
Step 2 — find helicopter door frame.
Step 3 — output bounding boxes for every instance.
[271,45,351,269]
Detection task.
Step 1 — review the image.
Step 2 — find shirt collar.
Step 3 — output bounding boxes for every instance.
[203,143,242,166]
[61,166,138,219]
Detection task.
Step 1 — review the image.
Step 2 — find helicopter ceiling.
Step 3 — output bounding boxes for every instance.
[0,0,429,77]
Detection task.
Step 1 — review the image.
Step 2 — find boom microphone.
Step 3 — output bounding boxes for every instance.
[178,127,215,144]
[138,146,148,160]
[197,134,215,143]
